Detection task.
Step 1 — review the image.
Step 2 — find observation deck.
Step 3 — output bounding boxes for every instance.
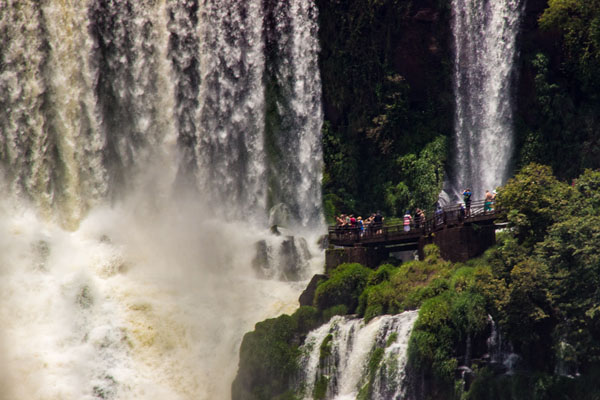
[326,200,504,270]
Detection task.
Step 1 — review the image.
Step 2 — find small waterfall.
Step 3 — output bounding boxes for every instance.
[485,315,520,373]
[298,311,419,400]
[449,0,525,198]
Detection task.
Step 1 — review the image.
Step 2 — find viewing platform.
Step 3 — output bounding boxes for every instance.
[326,200,503,271]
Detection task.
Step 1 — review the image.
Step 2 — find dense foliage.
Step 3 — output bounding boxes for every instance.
[515,0,600,179]
[406,164,600,399]
[317,0,453,221]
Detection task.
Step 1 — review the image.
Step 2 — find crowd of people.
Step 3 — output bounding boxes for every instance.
[332,188,497,237]
[334,211,384,235]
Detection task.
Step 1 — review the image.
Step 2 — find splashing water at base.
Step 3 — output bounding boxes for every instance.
[0,196,323,400]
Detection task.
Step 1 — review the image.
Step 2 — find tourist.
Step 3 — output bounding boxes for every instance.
[414,208,425,228]
[435,204,444,226]
[373,211,383,234]
[365,214,375,236]
[484,190,494,212]
[357,216,364,236]
[463,188,472,217]
[418,208,425,227]
[414,208,422,228]
[403,210,412,232]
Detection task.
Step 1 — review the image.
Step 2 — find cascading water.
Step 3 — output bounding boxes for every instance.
[449,0,525,199]
[0,1,323,399]
[298,311,419,400]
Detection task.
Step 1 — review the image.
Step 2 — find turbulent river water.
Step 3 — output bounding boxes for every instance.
[0,1,323,399]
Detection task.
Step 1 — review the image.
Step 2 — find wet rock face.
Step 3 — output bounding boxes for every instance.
[280,236,311,281]
[413,8,439,23]
[252,235,312,281]
[252,240,270,278]
[298,274,327,307]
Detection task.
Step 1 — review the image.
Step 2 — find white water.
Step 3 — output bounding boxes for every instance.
[299,311,419,400]
[0,0,323,398]
[450,0,525,198]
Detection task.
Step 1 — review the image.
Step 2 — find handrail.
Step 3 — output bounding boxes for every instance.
[328,198,500,245]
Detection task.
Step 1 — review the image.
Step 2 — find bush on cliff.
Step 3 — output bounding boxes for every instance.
[357,245,454,322]
[314,262,371,313]
[235,164,600,399]
[407,266,488,387]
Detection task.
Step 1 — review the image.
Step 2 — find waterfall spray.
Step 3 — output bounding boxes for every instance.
[0,0,324,398]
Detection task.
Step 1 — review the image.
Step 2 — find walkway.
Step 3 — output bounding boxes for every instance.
[328,200,500,248]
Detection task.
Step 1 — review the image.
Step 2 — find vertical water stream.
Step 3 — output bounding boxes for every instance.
[449,0,525,198]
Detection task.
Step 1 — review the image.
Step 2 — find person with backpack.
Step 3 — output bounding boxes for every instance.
[463,188,472,217]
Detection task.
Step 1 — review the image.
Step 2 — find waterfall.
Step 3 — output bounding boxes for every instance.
[298,311,419,400]
[449,0,525,199]
[0,1,323,399]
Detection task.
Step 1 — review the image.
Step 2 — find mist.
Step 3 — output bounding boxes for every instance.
[0,187,323,399]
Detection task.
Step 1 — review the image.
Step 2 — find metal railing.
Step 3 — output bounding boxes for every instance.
[328,199,500,245]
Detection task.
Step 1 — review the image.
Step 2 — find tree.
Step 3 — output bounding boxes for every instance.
[496,163,571,246]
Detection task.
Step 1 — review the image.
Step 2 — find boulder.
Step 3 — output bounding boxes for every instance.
[299,274,327,307]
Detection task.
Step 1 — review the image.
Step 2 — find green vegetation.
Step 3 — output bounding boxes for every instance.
[515,1,600,179]
[406,164,600,398]
[233,249,453,400]
[234,164,600,400]
[232,306,320,400]
[317,0,453,221]
[314,263,372,313]
[357,246,454,322]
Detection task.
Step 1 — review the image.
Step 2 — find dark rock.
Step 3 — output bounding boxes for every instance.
[270,224,281,236]
[279,236,311,281]
[252,240,269,278]
[325,246,390,272]
[252,236,312,281]
[299,274,327,307]
[413,8,438,23]
[317,233,329,250]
